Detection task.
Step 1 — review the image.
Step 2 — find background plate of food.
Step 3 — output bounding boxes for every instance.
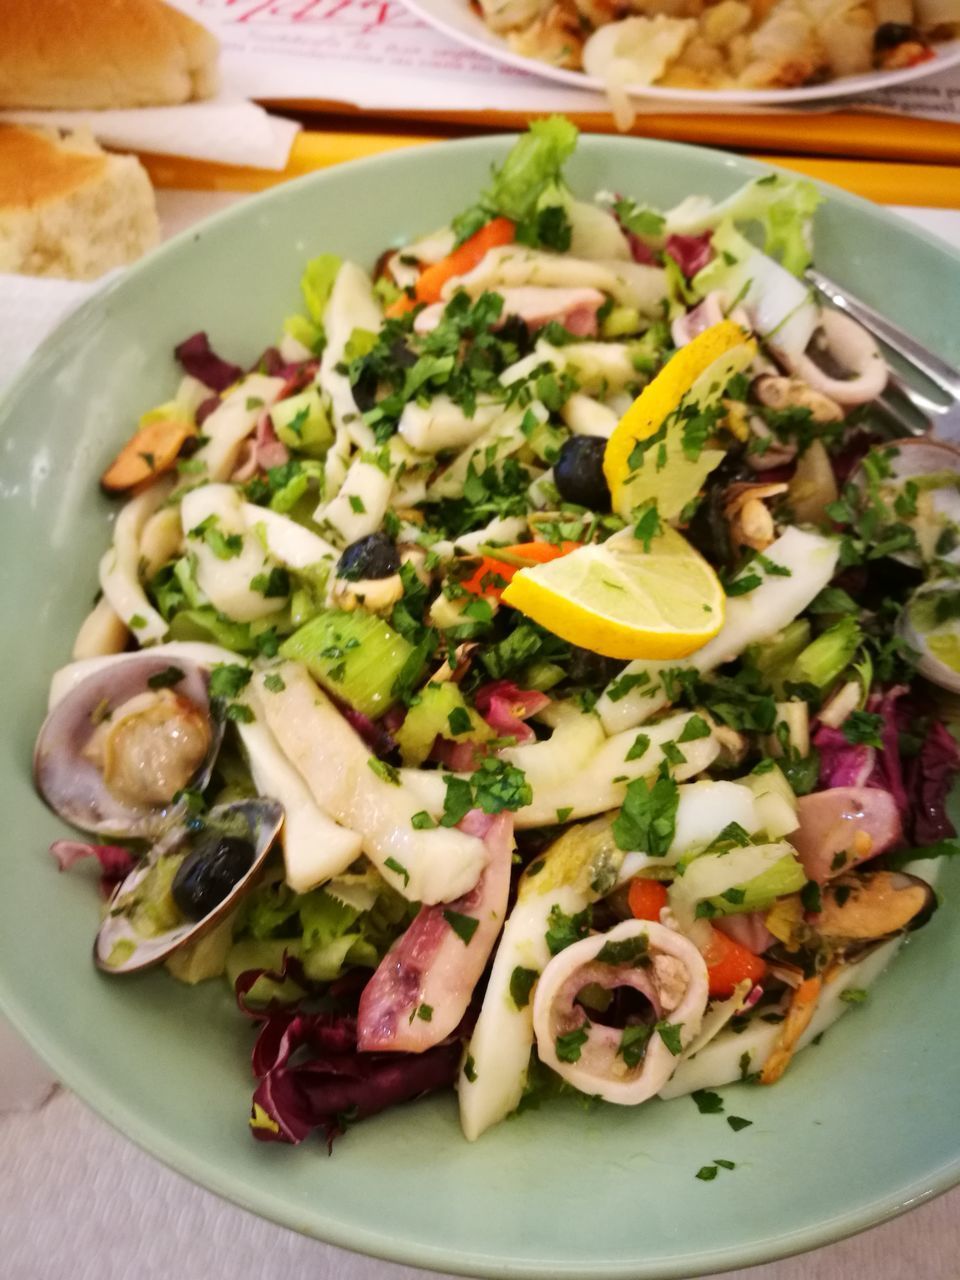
[401,0,960,111]
[3,130,960,1279]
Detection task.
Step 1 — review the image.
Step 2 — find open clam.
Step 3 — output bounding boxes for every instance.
[854,437,960,568]
[95,798,283,974]
[34,655,225,839]
[900,580,960,694]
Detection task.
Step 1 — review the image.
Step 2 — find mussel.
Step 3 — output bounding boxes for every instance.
[814,870,936,956]
[34,655,224,839]
[95,798,283,974]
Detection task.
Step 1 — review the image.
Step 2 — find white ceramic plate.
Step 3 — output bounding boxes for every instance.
[401,0,960,106]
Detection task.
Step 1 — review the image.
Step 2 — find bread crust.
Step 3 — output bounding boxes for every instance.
[0,0,219,109]
[0,125,160,279]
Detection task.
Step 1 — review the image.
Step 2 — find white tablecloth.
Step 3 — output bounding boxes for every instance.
[4,193,960,1280]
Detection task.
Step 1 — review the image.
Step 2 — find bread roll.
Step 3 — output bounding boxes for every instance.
[0,126,160,280]
[0,0,219,110]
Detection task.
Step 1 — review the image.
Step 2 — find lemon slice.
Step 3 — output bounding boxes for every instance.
[604,320,756,520]
[500,526,725,660]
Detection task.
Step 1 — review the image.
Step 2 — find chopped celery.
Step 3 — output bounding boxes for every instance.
[279,609,417,718]
[743,762,798,839]
[524,418,569,466]
[168,607,255,653]
[770,700,810,758]
[270,387,333,459]
[396,683,492,765]
[600,305,642,339]
[521,660,567,692]
[747,619,810,694]
[788,617,862,690]
[706,852,806,916]
[283,314,324,355]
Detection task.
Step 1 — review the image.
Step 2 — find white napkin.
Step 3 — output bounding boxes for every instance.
[1,94,300,170]
[0,273,106,394]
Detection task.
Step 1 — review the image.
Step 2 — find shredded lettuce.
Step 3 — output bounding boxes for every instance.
[665,174,822,276]
[230,865,417,986]
[453,117,579,245]
[301,253,342,324]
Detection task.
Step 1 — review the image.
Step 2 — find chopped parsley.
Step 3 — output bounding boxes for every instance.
[555,1025,590,1063]
[677,714,712,743]
[839,988,868,1004]
[656,1020,683,1056]
[613,770,679,855]
[447,706,473,737]
[545,904,592,956]
[444,909,479,945]
[249,567,291,598]
[384,856,410,887]
[727,1115,753,1132]
[209,663,252,700]
[509,966,539,1010]
[368,757,401,785]
[692,1089,724,1115]
[595,934,649,967]
[841,710,884,748]
[411,810,437,830]
[618,1023,654,1069]
[625,733,651,762]
[262,673,285,693]
[146,665,185,690]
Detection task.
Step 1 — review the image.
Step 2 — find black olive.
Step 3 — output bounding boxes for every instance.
[874,21,919,49]
[352,368,378,414]
[337,531,400,582]
[350,339,415,414]
[553,436,611,509]
[171,834,255,921]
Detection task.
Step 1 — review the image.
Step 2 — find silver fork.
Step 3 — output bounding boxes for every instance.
[806,268,960,444]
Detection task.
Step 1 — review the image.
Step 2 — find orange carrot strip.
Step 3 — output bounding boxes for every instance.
[627,877,669,922]
[415,217,516,305]
[460,541,580,601]
[385,293,418,319]
[702,927,767,999]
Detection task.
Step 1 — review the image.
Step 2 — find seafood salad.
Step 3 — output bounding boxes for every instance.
[35,120,960,1148]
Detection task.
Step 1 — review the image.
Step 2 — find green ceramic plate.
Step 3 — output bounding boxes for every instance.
[2,135,960,1279]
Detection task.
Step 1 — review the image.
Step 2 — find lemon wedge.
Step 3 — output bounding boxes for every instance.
[604,320,756,520]
[500,526,725,660]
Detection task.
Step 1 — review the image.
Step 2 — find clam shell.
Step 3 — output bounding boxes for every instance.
[899,579,960,694]
[34,655,224,839]
[94,798,283,975]
[854,437,960,568]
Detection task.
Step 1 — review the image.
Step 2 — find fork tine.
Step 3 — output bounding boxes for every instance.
[806,269,960,402]
[875,391,928,438]
[888,371,952,420]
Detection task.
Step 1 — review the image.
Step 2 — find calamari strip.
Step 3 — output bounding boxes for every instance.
[98,478,173,644]
[532,919,709,1103]
[253,662,486,904]
[358,811,514,1052]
